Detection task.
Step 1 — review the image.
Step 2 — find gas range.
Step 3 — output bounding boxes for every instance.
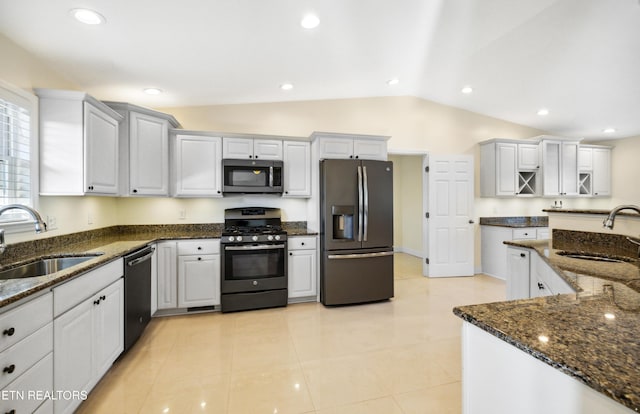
[221,208,287,244]
[220,207,289,313]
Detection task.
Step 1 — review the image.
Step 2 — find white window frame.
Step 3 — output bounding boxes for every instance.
[0,79,40,234]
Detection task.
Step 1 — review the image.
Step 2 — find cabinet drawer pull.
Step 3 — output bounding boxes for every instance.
[3,327,15,336]
[197,257,202,261]
[94,299,101,305]
[3,364,15,374]
[197,246,202,250]
[6,409,16,414]
[100,295,106,301]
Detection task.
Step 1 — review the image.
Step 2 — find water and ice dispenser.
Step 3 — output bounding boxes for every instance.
[331,205,354,240]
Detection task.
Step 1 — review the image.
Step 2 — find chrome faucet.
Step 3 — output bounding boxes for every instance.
[0,204,47,254]
[602,205,640,229]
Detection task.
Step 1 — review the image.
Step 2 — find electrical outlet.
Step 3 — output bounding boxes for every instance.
[179,209,186,220]
[46,215,57,230]
[87,212,94,225]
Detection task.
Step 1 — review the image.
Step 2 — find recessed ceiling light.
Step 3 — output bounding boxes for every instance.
[537,108,549,116]
[386,78,399,86]
[300,14,320,29]
[603,128,616,134]
[461,86,473,94]
[70,8,106,25]
[280,83,294,91]
[143,88,163,95]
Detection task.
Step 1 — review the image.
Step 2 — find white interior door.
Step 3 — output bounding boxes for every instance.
[426,155,474,277]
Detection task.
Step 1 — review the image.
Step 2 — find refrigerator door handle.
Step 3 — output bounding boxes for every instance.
[357,165,364,242]
[328,251,394,260]
[363,165,369,242]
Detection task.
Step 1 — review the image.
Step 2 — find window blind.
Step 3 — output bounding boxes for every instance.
[0,88,33,223]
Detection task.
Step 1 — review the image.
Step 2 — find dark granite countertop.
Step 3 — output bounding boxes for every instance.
[455,229,640,411]
[543,208,640,218]
[0,223,317,309]
[479,216,548,228]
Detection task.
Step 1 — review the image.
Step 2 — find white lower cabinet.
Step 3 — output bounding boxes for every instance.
[481,226,548,280]
[178,254,220,308]
[156,239,221,311]
[505,247,574,300]
[506,247,530,300]
[156,241,178,309]
[287,236,318,300]
[52,259,124,414]
[530,253,574,297]
[0,292,53,414]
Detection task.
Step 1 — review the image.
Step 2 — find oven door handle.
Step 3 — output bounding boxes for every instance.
[225,244,286,251]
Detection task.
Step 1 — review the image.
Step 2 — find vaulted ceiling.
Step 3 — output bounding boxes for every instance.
[1,0,639,140]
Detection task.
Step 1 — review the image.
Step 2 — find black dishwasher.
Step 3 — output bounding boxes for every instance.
[123,245,154,352]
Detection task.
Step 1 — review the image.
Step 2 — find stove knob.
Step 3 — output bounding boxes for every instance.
[228,236,235,242]
[252,235,258,242]
[267,235,274,241]
[274,235,281,241]
[237,236,243,242]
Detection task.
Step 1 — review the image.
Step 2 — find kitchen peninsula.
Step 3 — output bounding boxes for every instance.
[455,225,640,413]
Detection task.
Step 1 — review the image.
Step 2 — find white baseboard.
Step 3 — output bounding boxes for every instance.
[393,246,423,258]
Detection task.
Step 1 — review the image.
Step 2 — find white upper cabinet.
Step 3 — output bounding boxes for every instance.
[104,101,180,197]
[540,138,580,196]
[312,132,388,160]
[578,145,612,197]
[282,140,311,197]
[129,111,169,195]
[223,137,283,160]
[36,89,123,196]
[172,132,223,197]
[480,139,539,197]
[517,144,540,170]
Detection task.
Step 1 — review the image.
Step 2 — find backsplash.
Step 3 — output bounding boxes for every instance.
[552,229,640,259]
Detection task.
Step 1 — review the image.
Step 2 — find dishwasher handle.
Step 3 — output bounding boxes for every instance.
[126,247,155,267]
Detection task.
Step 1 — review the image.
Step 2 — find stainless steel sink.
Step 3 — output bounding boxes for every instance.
[556,251,632,264]
[0,254,102,280]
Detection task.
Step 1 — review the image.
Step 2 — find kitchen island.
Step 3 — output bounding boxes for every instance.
[455,229,640,413]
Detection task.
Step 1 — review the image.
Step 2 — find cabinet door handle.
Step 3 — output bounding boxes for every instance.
[255,155,259,159]
[3,364,15,374]
[2,327,15,336]
[6,409,16,414]
[197,246,202,250]
[100,295,106,301]
[94,299,101,305]
[538,282,545,290]
[289,252,293,256]
[197,257,202,261]
[520,253,526,258]
[133,189,138,193]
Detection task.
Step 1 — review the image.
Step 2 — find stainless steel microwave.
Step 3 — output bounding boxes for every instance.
[222,159,283,194]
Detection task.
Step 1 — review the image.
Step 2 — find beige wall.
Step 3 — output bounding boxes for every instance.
[389,155,424,255]
[1,34,121,243]
[609,135,640,206]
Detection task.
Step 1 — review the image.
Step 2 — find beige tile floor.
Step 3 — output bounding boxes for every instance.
[77,253,505,414]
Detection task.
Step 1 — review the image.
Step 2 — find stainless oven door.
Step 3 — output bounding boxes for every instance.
[221,243,287,293]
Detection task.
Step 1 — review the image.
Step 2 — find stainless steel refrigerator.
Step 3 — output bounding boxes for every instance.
[320,159,394,305]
